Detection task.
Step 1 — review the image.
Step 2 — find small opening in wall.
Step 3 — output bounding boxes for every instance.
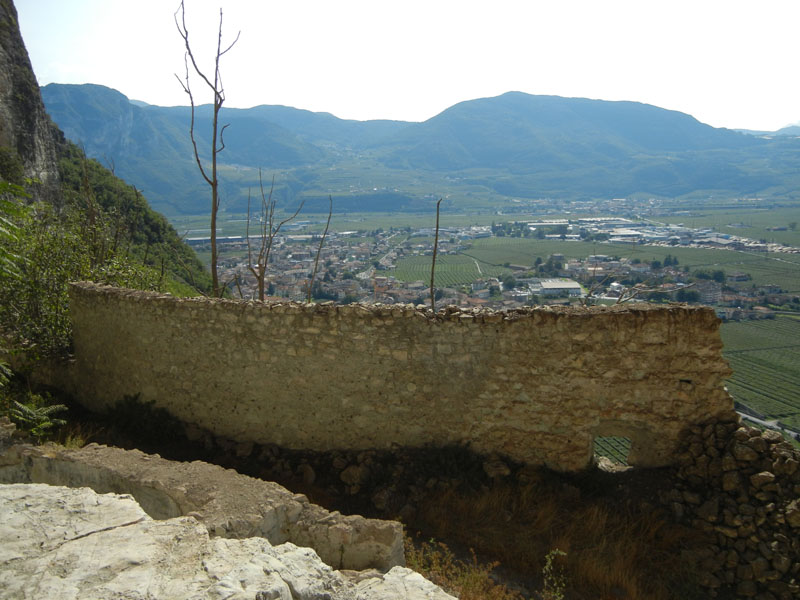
[593,436,631,466]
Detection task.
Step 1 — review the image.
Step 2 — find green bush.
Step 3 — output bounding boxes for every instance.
[0,199,163,356]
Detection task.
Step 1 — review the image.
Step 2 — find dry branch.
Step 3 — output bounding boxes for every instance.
[307,196,333,303]
[174,0,239,297]
[430,198,442,312]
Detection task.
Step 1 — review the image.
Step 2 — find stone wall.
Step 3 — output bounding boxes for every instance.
[67,283,736,471]
[666,420,800,598]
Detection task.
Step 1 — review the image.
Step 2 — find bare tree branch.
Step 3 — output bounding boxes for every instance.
[307,196,333,303]
[173,0,239,297]
[430,198,442,312]
[245,169,305,301]
[174,56,212,187]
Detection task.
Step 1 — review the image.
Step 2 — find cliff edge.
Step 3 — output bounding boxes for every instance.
[0,0,60,199]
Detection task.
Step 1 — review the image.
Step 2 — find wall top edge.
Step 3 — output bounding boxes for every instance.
[68,281,717,321]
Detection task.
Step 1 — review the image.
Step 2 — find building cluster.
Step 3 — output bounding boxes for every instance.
[189,214,796,318]
[516,217,798,254]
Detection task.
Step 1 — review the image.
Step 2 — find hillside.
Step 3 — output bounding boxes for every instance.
[0,0,210,357]
[42,83,800,216]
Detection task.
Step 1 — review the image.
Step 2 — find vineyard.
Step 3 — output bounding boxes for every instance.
[467,238,601,266]
[392,254,511,287]
[594,436,631,465]
[721,316,800,430]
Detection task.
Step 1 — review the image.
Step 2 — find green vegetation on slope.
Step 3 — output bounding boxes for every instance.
[0,142,209,357]
[58,142,210,293]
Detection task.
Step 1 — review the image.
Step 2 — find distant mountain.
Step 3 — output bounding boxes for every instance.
[41,84,800,216]
[42,84,327,213]
[241,105,408,148]
[380,92,757,169]
[737,123,800,137]
[775,125,800,137]
[372,92,776,198]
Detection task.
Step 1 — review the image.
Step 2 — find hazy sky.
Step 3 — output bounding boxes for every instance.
[15,0,800,131]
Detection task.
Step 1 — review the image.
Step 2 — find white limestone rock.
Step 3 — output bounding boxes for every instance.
[356,567,458,599]
[0,483,456,600]
[0,443,404,572]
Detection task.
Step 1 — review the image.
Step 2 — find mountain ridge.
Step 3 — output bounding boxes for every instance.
[41,83,800,215]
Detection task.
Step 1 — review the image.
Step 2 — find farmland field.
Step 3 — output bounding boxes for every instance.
[392,254,511,287]
[467,238,800,291]
[720,316,800,430]
[390,237,800,291]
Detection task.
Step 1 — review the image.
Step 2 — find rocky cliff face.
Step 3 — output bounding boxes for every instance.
[0,0,60,200]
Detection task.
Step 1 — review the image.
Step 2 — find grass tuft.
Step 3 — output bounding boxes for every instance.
[405,535,524,600]
[55,421,102,448]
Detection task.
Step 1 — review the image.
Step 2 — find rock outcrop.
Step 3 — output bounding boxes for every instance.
[0,442,403,572]
[0,0,60,199]
[0,483,455,600]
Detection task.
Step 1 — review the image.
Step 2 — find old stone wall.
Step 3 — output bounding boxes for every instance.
[666,420,800,598]
[67,282,736,471]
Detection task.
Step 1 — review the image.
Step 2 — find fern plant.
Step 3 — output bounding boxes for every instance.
[0,360,10,389]
[9,396,67,442]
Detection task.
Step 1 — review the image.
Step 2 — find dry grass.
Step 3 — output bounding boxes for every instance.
[412,471,707,600]
[54,421,102,449]
[405,535,525,600]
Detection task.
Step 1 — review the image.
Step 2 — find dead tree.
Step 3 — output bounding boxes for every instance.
[175,0,239,297]
[307,196,333,303]
[246,169,305,301]
[430,198,442,312]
